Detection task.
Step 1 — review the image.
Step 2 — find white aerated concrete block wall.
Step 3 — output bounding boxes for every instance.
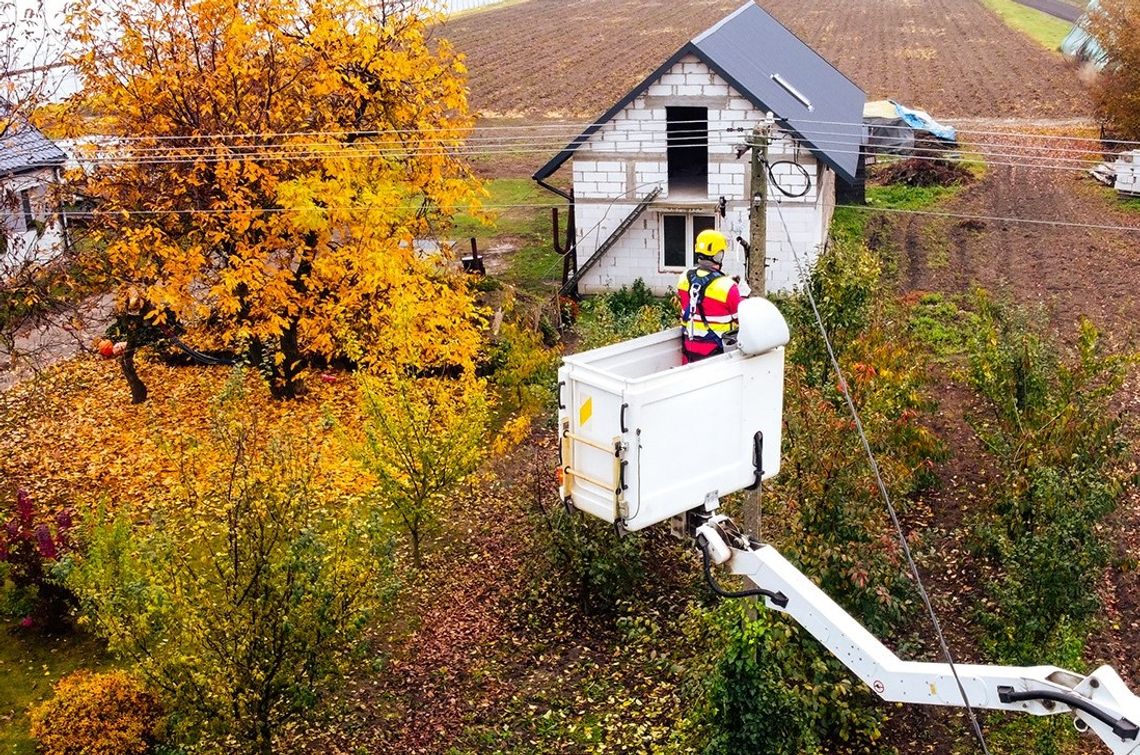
[571,53,834,295]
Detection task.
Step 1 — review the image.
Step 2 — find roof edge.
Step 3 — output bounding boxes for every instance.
[532,43,700,182]
[693,54,860,185]
[691,2,752,44]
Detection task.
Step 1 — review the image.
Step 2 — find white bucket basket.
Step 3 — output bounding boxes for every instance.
[557,302,788,531]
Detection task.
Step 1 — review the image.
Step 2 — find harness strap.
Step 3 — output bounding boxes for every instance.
[686,267,726,347]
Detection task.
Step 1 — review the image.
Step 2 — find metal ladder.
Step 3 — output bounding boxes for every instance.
[560,186,661,296]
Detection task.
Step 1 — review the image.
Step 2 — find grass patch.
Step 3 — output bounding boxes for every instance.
[832,177,975,245]
[906,291,973,357]
[451,178,563,291]
[452,178,558,240]
[1119,195,1140,215]
[0,627,114,754]
[980,0,1074,51]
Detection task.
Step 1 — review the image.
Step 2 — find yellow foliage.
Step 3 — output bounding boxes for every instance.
[0,357,369,514]
[355,371,490,565]
[65,0,485,393]
[30,670,163,755]
[491,414,534,456]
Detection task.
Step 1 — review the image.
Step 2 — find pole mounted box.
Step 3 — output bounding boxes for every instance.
[557,299,789,531]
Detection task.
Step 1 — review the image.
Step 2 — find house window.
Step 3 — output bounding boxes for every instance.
[20,189,35,232]
[661,213,717,269]
[666,106,708,196]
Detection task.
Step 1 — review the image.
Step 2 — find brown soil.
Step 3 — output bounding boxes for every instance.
[898,137,1140,342]
[441,0,1092,119]
[877,157,976,187]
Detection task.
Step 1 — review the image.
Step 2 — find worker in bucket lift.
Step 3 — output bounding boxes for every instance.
[676,229,742,363]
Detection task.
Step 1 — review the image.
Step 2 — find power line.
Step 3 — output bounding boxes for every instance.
[52,122,1122,173]
[60,139,1111,175]
[831,204,1140,234]
[49,113,1139,149]
[774,196,994,755]
[59,118,1115,156]
[59,200,1140,236]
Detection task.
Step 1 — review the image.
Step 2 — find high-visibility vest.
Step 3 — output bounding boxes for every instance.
[677,268,740,359]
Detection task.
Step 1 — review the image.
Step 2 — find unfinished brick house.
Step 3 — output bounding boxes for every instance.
[534,2,865,296]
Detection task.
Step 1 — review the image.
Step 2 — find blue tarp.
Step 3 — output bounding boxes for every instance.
[1061,0,1109,69]
[892,101,957,143]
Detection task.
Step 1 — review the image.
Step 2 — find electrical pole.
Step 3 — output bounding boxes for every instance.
[746,117,771,297]
[742,117,771,551]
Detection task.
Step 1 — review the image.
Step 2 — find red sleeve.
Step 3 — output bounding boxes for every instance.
[726,284,741,315]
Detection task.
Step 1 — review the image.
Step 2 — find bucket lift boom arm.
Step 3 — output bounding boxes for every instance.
[695,515,1140,755]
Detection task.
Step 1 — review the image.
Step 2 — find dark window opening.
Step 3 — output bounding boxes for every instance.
[693,214,716,242]
[666,106,708,196]
[662,213,718,269]
[663,214,687,268]
[20,190,35,232]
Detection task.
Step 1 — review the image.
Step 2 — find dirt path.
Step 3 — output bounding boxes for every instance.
[1011,0,1082,22]
[0,295,112,391]
[898,158,1140,343]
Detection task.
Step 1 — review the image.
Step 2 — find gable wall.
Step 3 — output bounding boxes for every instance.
[570,54,833,296]
[2,168,66,269]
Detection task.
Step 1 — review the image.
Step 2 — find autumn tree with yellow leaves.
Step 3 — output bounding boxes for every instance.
[355,371,490,567]
[1088,0,1140,140]
[66,0,485,400]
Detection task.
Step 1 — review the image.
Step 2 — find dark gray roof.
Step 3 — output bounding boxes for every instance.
[0,109,68,177]
[534,2,866,184]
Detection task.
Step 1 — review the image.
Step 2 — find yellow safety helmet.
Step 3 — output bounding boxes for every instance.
[694,229,728,263]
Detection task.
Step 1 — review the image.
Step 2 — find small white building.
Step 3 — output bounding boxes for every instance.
[1114,150,1140,197]
[534,3,865,296]
[0,105,69,272]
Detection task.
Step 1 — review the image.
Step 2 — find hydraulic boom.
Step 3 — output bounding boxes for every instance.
[694,515,1140,755]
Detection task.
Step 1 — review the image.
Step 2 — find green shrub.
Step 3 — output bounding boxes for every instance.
[964,292,1135,665]
[533,505,644,616]
[777,238,882,389]
[681,602,884,755]
[30,670,163,755]
[486,320,561,419]
[574,280,675,351]
[605,278,659,318]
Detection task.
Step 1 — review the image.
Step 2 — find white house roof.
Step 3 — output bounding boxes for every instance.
[534,2,866,185]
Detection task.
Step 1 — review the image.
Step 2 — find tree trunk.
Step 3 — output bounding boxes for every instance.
[257,717,273,755]
[119,348,148,403]
[268,319,304,400]
[410,527,422,569]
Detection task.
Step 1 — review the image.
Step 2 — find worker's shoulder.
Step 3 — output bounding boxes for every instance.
[706,274,738,296]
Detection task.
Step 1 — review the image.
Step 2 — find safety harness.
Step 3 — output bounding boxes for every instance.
[682,266,726,361]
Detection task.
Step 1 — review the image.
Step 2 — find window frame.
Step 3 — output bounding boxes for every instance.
[665,106,709,198]
[659,211,718,271]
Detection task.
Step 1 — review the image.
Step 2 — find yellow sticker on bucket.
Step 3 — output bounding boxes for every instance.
[579,396,593,427]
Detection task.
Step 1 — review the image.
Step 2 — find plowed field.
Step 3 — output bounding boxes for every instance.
[441,0,1091,119]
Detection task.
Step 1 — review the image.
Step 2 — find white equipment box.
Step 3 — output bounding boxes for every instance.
[557,300,788,531]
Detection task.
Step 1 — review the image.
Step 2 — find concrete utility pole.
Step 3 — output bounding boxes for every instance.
[742,117,772,551]
[746,118,772,297]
